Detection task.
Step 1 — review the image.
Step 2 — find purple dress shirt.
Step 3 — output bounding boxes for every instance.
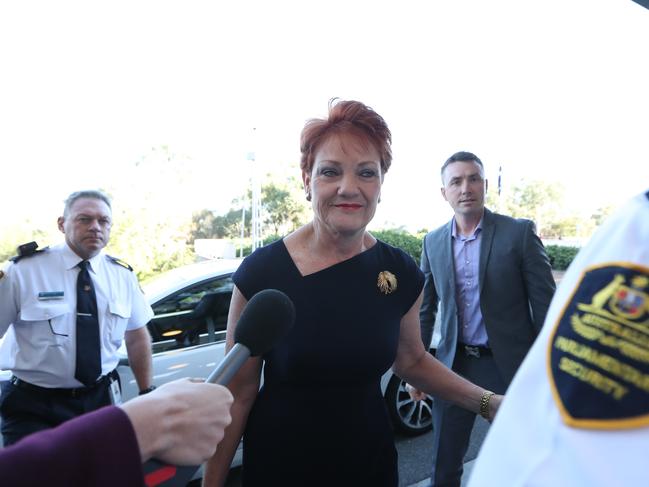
[452,218,489,346]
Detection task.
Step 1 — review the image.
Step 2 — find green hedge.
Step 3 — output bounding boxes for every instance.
[239,230,424,265]
[545,244,580,270]
[373,233,580,271]
[372,229,424,266]
[240,232,579,271]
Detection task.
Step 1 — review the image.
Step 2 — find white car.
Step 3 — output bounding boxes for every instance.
[0,259,433,453]
[120,258,434,465]
[0,259,432,466]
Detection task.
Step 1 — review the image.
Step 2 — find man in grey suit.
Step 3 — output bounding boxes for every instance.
[412,151,556,487]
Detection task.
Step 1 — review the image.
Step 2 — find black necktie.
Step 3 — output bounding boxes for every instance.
[75,260,101,386]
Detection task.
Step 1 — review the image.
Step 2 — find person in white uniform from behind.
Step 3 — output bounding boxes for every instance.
[468,190,649,487]
[0,189,154,446]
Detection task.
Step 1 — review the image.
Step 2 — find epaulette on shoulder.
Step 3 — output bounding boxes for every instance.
[9,242,49,263]
[107,255,133,271]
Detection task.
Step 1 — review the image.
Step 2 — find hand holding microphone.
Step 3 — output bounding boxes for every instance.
[122,378,234,465]
[142,289,295,487]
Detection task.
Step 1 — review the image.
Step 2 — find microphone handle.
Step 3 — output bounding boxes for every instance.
[206,342,251,385]
[143,342,251,487]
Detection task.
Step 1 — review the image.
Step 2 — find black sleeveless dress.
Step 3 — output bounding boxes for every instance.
[233,239,424,486]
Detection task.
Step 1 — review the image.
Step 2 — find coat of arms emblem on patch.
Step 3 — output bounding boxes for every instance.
[548,263,649,429]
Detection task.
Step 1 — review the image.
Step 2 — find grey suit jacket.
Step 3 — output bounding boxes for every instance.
[419,208,556,385]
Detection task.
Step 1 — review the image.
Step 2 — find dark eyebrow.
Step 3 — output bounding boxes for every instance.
[450,171,482,181]
[76,213,111,220]
[319,160,379,167]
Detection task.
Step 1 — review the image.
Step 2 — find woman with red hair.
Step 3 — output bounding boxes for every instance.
[204,99,501,486]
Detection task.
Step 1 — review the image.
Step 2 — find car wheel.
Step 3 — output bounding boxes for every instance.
[385,374,434,436]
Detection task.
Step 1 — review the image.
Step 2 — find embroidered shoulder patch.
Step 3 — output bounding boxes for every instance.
[547,263,649,430]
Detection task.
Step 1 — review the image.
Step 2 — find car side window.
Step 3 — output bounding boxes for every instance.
[148,275,233,353]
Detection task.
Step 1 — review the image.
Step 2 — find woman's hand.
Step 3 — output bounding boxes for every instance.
[484,393,504,422]
[405,383,427,402]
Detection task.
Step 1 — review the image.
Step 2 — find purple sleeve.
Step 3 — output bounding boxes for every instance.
[0,406,144,487]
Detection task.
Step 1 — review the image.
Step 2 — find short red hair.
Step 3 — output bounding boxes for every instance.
[300,99,392,174]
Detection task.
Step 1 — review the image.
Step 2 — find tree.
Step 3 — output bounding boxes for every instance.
[487,178,621,241]
[189,209,218,244]
[0,224,54,263]
[188,176,308,243]
[504,180,563,234]
[104,146,197,280]
[590,205,615,227]
[108,208,193,281]
[213,208,247,239]
[262,181,308,235]
[490,180,568,238]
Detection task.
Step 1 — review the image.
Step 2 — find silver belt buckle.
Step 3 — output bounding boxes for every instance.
[464,345,481,358]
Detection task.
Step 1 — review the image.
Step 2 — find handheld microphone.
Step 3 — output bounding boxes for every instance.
[143,289,295,487]
[206,288,295,385]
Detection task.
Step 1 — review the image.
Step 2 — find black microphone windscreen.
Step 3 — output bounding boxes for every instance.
[234,289,295,356]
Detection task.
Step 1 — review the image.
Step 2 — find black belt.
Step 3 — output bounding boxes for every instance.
[457,343,492,358]
[10,370,118,398]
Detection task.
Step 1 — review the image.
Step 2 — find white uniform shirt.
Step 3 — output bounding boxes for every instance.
[468,191,649,487]
[0,243,153,388]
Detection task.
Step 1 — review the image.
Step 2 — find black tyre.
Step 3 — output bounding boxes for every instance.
[385,374,434,436]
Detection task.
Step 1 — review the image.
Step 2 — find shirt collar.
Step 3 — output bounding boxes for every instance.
[61,242,103,273]
[451,216,484,240]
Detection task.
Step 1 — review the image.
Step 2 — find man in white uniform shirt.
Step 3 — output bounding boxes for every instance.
[468,190,649,487]
[0,190,154,446]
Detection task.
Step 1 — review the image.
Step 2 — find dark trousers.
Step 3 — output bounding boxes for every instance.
[0,377,113,446]
[430,351,507,487]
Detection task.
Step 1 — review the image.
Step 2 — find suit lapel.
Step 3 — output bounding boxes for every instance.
[479,209,496,294]
[441,221,456,293]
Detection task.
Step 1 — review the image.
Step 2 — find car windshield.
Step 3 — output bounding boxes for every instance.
[142,259,241,300]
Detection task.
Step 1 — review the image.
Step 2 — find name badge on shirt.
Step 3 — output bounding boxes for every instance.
[109,377,123,405]
[38,291,64,300]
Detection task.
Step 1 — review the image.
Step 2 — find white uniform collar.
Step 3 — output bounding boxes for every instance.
[61,242,104,274]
